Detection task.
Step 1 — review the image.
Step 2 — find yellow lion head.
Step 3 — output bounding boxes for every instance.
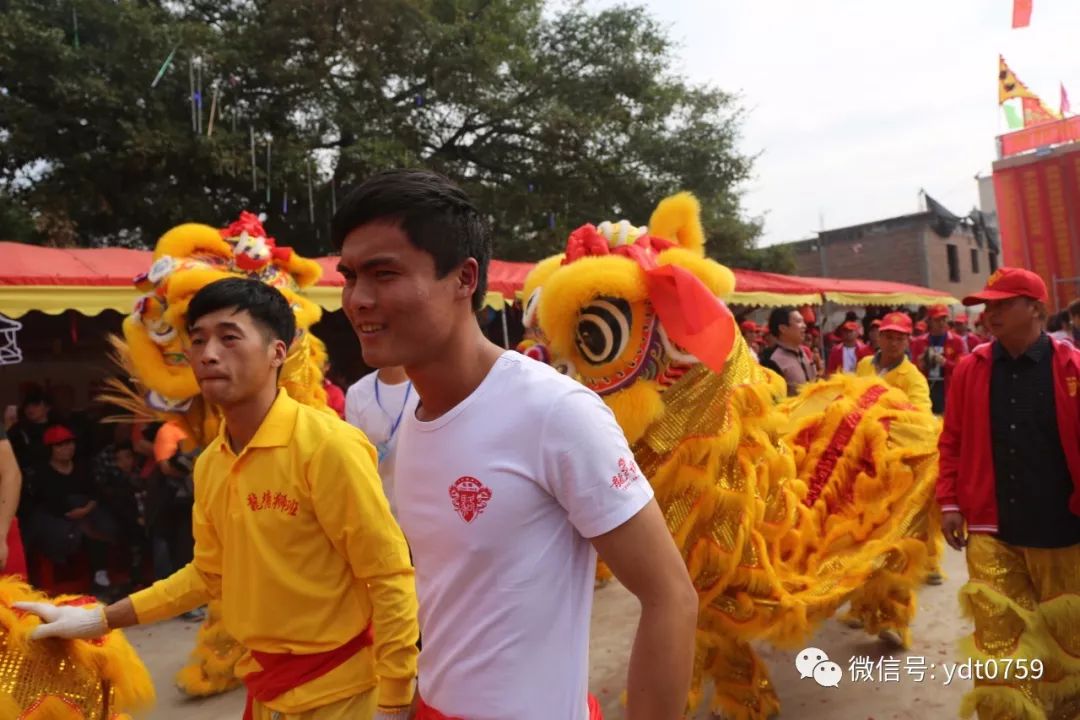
[527,192,741,442]
[120,212,327,442]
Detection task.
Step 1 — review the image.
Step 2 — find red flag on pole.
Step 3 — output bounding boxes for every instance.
[1012,0,1033,28]
[1061,82,1072,117]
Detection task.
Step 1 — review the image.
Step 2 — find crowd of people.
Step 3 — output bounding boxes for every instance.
[0,390,207,620]
[4,171,1079,720]
[740,298,1080,416]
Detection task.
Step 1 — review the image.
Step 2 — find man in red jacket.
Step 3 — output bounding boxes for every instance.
[825,320,872,375]
[911,304,967,414]
[937,267,1080,720]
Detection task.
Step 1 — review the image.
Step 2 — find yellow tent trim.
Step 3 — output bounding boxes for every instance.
[0,286,137,318]
[0,285,512,319]
[726,291,822,307]
[824,291,960,307]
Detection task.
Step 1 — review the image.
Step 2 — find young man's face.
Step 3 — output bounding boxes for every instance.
[338,220,476,369]
[928,316,948,335]
[188,308,285,408]
[841,328,856,345]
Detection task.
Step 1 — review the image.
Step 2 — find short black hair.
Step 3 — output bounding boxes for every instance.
[768,306,798,338]
[187,278,296,346]
[331,169,492,312]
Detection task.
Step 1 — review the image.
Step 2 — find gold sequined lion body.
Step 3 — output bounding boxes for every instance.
[524,192,939,719]
[0,578,154,719]
[103,212,334,698]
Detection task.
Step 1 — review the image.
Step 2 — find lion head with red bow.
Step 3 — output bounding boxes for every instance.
[524,192,739,442]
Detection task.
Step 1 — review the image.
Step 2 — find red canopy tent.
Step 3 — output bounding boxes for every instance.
[0,242,543,317]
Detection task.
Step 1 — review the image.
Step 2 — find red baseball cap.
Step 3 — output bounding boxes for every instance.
[962,267,1049,306]
[740,320,759,332]
[926,304,949,319]
[43,425,75,446]
[840,321,859,332]
[915,320,928,332]
[870,319,882,327]
[878,312,913,335]
[953,313,969,323]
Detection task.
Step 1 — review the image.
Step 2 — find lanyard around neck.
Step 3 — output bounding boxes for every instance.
[375,378,412,440]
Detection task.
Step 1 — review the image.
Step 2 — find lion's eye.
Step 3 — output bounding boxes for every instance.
[575,297,631,365]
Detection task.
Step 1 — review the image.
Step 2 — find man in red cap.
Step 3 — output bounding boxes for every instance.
[938,267,1080,719]
[826,320,872,375]
[855,312,930,412]
[910,304,967,414]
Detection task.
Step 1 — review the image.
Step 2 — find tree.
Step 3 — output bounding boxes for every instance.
[1,0,776,269]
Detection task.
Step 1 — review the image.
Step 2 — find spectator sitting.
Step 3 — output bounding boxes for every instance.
[21,425,118,596]
[93,437,149,589]
[7,391,50,472]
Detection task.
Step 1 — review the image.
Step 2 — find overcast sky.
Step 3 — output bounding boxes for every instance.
[589,0,1080,246]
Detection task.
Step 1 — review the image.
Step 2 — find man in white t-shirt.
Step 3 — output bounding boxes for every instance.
[332,170,698,720]
[345,365,419,516]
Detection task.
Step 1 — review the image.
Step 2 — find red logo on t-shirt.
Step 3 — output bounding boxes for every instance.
[449,476,492,523]
[611,457,640,490]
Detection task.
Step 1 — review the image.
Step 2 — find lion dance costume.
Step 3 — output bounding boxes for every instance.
[521,192,941,719]
[0,579,154,718]
[101,212,331,698]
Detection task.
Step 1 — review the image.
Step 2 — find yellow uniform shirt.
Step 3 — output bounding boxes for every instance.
[131,390,418,712]
[856,354,932,413]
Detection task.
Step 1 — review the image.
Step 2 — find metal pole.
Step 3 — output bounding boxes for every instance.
[500,305,510,349]
[1053,274,1060,313]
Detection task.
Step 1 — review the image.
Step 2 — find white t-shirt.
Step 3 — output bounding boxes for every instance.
[345,371,419,516]
[395,351,654,719]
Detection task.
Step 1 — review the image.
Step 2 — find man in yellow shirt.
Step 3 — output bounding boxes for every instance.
[16,278,418,720]
[856,311,932,413]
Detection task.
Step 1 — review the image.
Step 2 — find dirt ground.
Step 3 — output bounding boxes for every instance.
[128,547,972,719]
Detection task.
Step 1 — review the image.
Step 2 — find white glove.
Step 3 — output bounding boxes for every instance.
[12,601,108,640]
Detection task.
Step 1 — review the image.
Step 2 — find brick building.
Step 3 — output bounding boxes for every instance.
[783,210,1000,302]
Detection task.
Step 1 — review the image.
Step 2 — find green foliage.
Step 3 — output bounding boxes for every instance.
[0,0,777,269]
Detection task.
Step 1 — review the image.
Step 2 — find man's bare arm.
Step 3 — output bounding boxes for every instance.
[592,499,697,720]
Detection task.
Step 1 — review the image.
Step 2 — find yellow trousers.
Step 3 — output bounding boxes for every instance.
[961,534,1080,720]
[250,689,377,720]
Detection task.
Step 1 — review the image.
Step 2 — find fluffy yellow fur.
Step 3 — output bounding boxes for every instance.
[0,578,155,718]
[154,222,233,261]
[521,253,566,304]
[535,254,648,366]
[648,191,706,256]
[121,315,200,400]
[523,192,941,719]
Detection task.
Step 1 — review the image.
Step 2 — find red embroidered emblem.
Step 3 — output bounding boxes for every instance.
[449,476,492,523]
[611,457,640,490]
